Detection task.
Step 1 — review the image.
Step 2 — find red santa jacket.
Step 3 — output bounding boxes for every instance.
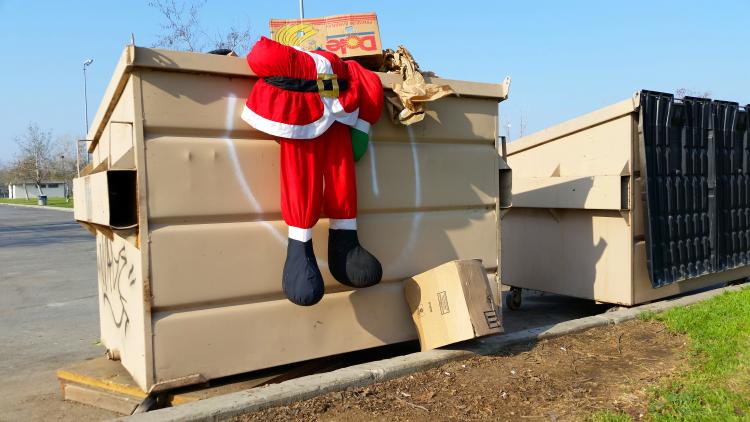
[241,37,382,140]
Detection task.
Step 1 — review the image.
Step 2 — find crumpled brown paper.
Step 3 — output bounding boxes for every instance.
[382,46,454,125]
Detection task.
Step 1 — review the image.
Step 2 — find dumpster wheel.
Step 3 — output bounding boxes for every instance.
[506,287,523,311]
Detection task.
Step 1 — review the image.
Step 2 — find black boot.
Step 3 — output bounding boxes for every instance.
[282,239,324,306]
[328,229,382,288]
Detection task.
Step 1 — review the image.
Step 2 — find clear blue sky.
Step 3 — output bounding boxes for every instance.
[1,0,748,159]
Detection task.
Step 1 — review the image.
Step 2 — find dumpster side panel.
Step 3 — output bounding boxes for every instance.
[138,70,499,309]
[130,71,156,390]
[96,233,149,390]
[502,209,632,303]
[508,114,632,179]
[82,69,154,391]
[108,78,136,170]
[108,120,135,170]
[136,67,501,383]
[143,136,496,219]
[91,131,108,169]
[139,70,259,139]
[91,79,135,169]
[502,112,634,304]
[151,282,416,383]
[138,70,498,143]
[149,209,497,307]
[512,175,624,209]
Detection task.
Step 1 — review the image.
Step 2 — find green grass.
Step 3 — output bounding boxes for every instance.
[638,310,658,321]
[646,287,750,421]
[0,197,73,208]
[591,287,750,421]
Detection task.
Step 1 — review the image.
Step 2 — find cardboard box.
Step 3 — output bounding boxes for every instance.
[269,13,383,66]
[404,260,502,350]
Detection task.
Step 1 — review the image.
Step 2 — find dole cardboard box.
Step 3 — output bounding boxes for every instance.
[269,13,383,66]
[404,260,502,351]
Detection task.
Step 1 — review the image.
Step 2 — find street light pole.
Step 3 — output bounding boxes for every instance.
[83,59,94,134]
[299,0,304,19]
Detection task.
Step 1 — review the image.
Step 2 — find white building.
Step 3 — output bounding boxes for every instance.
[8,181,68,199]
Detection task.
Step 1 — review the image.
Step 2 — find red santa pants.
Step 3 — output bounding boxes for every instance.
[280,122,357,240]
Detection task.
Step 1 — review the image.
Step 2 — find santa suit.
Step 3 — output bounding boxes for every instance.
[241,37,383,306]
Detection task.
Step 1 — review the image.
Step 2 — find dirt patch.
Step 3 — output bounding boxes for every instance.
[234,320,687,421]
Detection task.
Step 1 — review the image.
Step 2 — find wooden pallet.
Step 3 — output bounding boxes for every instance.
[57,356,341,415]
[58,341,419,415]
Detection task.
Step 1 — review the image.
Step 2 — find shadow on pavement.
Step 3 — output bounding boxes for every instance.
[0,221,91,248]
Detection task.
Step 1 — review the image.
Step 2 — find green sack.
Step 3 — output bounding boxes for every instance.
[350,127,369,162]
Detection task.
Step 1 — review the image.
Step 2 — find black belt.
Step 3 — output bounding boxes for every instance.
[263,73,348,98]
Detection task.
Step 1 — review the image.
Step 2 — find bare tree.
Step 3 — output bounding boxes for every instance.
[3,157,25,198]
[149,0,205,51]
[675,88,711,99]
[11,159,32,199]
[149,0,252,54]
[212,25,252,53]
[13,123,54,197]
[0,160,11,198]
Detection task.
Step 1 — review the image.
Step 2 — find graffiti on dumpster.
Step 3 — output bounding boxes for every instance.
[98,239,136,335]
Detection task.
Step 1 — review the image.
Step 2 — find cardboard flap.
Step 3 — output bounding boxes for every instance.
[404,263,474,350]
[404,260,502,351]
[456,260,502,336]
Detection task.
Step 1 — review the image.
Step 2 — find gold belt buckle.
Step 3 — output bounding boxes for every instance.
[317,73,339,98]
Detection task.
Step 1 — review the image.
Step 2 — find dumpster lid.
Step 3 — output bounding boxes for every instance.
[87,45,511,151]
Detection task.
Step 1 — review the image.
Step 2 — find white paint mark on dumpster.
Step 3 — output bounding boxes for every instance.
[221,94,287,245]
[389,125,423,271]
[222,96,261,213]
[368,138,380,197]
[221,94,330,270]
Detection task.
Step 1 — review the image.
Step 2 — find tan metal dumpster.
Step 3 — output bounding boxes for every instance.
[502,90,750,309]
[73,45,510,392]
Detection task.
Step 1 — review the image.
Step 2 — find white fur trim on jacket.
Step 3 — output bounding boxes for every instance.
[241,50,361,140]
[353,118,371,133]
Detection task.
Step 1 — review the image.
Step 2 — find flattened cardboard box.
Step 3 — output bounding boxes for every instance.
[269,13,383,65]
[404,260,502,351]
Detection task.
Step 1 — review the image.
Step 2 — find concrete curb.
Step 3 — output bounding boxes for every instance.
[0,203,74,213]
[117,283,748,422]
